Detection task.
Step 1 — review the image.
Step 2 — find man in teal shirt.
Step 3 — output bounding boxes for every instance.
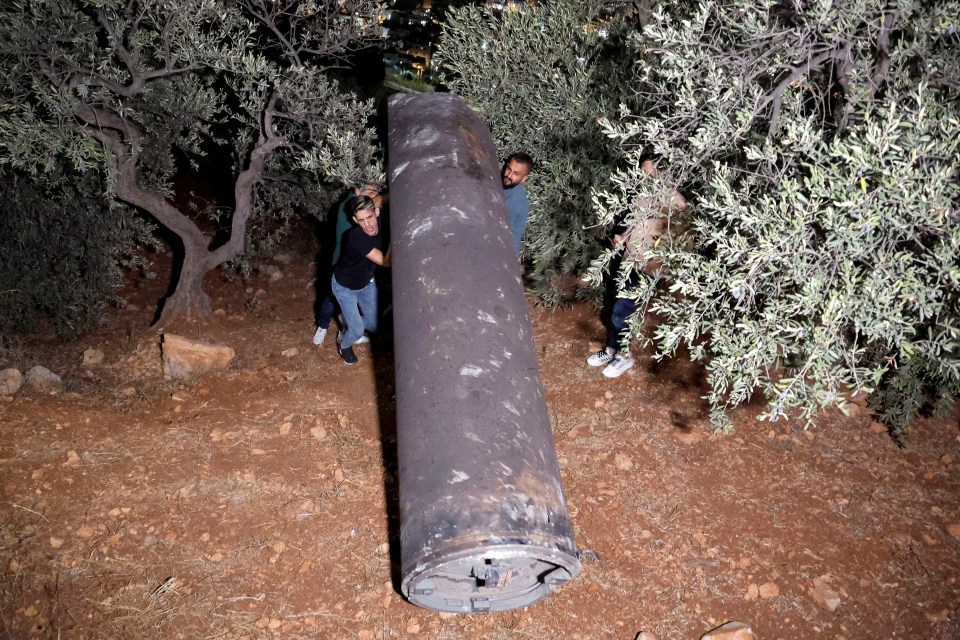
[501,152,533,256]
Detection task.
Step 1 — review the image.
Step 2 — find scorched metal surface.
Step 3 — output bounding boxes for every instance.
[387,93,581,613]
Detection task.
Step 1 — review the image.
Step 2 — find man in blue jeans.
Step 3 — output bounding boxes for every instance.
[312,183,382,346]
[331,195,390,365]
[587,158,686,378]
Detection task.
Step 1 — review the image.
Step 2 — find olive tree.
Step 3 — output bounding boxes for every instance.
[589,0,960,433]
[437,0,635,301]
[0,0,382,323]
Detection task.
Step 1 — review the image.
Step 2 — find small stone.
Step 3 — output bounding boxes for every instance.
[76,526,95,539]
[49,537,64,549]
[23,606,38,618]
[405,619,421,634]
[636,633,658,640]
[758,582,779,599]
[310,426,327,441]
[701,621,753,640]
[812,576,841,612]
[0,368,23,395]
[251,448,266,455]
[82,348,104,367]
[171,391,190,402]
[744,584,759,600]
[614,453,634,471]
[946,523,960,541]
[566,423,591,439]
[267,618,281,630]
[125,303,140,312]
[869,421,887,434]
[279,422,292,436]
[940,454,954,466]
[281,347,299,357]
[213,308,226,317]
[63,451,81,467]
[358,631,374,640]
[273,542,287,554]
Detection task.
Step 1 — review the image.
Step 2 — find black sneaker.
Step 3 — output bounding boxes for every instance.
[338,345,358,365]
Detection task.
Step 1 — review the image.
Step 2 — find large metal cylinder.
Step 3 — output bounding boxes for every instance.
[387,93,581,613]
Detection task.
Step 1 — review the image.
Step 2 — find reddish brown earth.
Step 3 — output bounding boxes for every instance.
[2,247,959,640]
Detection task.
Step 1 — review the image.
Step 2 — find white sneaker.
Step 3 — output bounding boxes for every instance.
[602,354,635,378]
[587,348,616,367]
[312,326,327,345]
[336,330,370,346]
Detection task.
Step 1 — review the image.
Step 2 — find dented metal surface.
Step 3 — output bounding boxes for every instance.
[388,93,581,613]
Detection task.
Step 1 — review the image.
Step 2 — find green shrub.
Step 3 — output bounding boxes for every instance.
[0,171,156,337]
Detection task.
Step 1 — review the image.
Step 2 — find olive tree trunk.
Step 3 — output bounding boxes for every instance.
[81,105,283,323]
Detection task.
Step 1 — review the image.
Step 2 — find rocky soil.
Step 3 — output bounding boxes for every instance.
[1,253,959,640]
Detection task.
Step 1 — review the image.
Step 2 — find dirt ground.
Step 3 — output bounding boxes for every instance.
[2,244,959,640]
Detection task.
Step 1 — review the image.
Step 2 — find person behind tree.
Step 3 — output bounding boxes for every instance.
[312,183,383,346]
[501,152,533,255]
[331,195,391,365]
[588,157,686,378]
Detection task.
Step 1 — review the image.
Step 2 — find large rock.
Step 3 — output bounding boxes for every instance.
[0,368,22,395]
[24,366,62,394]
[161,334,235,380]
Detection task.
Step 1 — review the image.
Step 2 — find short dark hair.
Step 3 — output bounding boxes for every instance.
[349,194,377,216]
[505,152,534,171]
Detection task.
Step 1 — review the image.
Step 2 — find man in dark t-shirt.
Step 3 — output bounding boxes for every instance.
[331,195,391,365]
[312,182,382,346]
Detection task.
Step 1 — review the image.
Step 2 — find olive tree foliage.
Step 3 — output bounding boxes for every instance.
[0,0,382,323]
[0,168,158,337]
[437,0,636,302]
[589,0,960,433]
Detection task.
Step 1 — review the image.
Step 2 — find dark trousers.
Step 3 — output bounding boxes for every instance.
[606,296,638,352]
[315,293,337,329]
